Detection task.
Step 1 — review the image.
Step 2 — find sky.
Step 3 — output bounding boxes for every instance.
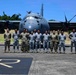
[0,0,76,22]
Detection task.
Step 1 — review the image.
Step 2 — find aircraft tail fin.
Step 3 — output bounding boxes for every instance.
[40,4,43,17]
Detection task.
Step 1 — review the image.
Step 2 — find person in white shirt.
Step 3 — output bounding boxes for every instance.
[12,29,19,52]
[48,30,52,50]
[51,30,57,53]
[29,31,35,51]
[35,30,42,51]
[59,31,66,53]
[69,29,76,53]
[33,29,37,49]
[43,31,49,52]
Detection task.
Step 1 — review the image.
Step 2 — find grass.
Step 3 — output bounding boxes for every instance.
[0,34,4,44]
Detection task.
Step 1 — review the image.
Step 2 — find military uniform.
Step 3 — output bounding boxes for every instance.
[4,32,11,52]
[51,33,58,52]
[20,32,29,52]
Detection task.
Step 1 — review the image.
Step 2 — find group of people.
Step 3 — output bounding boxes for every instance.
[4,28,76,53]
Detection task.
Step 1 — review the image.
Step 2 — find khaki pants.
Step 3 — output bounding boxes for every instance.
[51,41,58,52]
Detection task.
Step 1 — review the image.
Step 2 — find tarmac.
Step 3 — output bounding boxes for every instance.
[0,46,76,75]
[0,32,75,75]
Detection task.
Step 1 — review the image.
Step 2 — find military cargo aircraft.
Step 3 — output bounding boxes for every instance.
[19,12,50,33]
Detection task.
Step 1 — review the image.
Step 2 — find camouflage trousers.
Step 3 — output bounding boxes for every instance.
[50,41,58,52]
[21,41,29,52]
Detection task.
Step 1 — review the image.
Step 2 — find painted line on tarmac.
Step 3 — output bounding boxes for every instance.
[0,63,13,68]
[0,59,21,68]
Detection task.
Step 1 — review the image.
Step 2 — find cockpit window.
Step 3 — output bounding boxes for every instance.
[34,16,39,19]
[26,16,34,20]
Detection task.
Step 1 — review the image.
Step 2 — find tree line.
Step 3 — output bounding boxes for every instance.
[0,12,22,20]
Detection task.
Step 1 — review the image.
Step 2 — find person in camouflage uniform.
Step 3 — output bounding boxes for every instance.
[20,29,29,52]
[4,29,11,52]
[55,30,60,53]
[51,30,58,53]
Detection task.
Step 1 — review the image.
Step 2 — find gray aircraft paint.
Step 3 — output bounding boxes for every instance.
[19,13,50,33]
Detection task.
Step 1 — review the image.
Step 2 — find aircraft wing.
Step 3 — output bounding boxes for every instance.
[0,20,21,29]
[48,21,76,30]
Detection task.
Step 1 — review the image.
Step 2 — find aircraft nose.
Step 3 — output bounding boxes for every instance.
[24,23,40,32]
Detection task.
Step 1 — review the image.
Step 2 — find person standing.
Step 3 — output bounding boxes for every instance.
[4,29,11,52]
[51,30,57,53]
[35,30,42,52]
[29,31,35,52]
[48,30,52,50]
[12,29,19,52]
[43,31,49,52]
[69,29,76,53]
[55,30,60,53]
[33,29,37,49]
[20,29,29,52]
[59,31,66,53]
